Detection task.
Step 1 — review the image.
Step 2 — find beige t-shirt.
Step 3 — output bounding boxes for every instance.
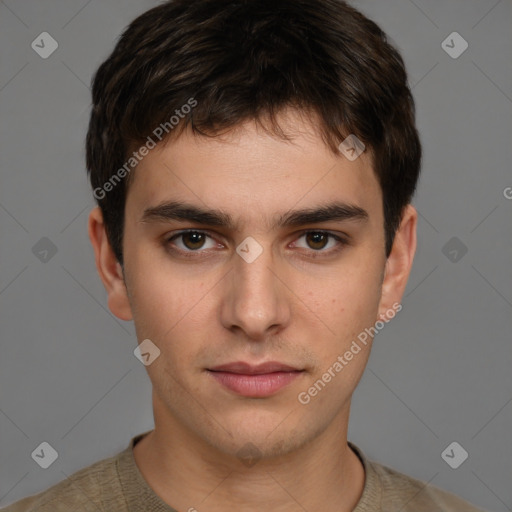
[2,431,485,512]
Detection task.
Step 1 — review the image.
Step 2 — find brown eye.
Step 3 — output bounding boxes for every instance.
[164,229,219,258]
[180,231,207,250]
[292,231,347,256]
[305,232,329,250]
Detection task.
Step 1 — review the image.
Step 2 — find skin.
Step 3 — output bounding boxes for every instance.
[89,108,417,512]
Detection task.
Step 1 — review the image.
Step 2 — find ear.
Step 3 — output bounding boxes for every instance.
[88,207,133,321]
[377,204,417,319]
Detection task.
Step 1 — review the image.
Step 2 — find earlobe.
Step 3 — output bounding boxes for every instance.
[377,204,417,319]
[88,207,133,321]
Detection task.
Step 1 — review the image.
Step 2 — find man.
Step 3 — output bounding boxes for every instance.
[3,0,485,510]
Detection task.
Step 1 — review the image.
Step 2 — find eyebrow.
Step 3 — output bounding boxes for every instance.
[140,200,369,231]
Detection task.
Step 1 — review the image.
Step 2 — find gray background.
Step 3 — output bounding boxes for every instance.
[0,0,511,510]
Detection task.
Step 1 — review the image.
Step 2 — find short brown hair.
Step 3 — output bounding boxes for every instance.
[86,0,421,264]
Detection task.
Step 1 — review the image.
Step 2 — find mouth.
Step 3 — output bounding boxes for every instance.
[207,361,304,398]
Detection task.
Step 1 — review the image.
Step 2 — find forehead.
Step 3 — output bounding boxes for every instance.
[126,111,382,229]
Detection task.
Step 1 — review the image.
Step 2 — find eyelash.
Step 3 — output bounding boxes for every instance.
[164,230,349,259]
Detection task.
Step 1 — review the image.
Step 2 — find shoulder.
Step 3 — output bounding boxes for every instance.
[349,442,487,512]
[1,450,126,512]
[369,458,487,511]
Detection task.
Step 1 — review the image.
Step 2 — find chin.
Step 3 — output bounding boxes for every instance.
[200,412,319,462]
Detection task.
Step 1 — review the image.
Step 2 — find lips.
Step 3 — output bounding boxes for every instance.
[207,361,304,397]
[210,361,300,374]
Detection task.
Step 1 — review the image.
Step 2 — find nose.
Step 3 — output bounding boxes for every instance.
[220,240,291,341]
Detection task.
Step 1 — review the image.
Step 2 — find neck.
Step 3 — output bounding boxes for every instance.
[133,405,364,512]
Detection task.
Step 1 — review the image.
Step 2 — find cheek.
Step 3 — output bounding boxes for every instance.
[127,253,206,333]
[126,259,215,376]
[303,266,383,360]
[316,265,382,318]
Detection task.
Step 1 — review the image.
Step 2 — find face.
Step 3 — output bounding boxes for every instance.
[92,109,415,460]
